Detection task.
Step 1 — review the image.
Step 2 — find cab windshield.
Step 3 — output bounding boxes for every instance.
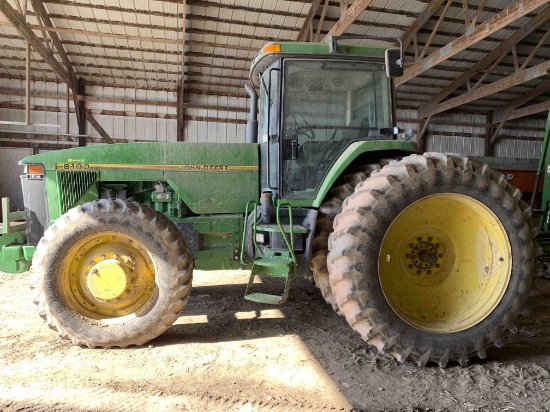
[281,59,392,199]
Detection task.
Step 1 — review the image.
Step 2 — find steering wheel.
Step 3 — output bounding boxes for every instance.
[293,114,315,140]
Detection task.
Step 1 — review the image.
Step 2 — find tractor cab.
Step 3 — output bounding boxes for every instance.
[249,42,401,201]
[241,41,406,304]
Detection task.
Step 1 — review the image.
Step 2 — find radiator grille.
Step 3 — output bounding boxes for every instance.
[57,170,98,214]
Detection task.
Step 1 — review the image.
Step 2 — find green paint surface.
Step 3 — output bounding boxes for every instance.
[21,142,260,215]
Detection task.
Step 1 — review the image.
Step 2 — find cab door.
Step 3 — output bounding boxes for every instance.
[258,61,281,194]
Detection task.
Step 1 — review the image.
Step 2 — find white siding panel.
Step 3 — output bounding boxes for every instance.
[0,148,32,212]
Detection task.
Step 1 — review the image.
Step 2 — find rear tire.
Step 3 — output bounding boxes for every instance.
[30,199,193,348]
[328,153,539,366]
[311,163,387,311]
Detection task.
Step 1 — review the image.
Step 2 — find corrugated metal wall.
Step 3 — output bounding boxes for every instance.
[397,110,544,159]
[184,93,248,142]
[0,147,32,212]
[0,80,250,144]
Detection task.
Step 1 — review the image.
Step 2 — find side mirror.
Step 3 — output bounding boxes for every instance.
[385,48,403,78]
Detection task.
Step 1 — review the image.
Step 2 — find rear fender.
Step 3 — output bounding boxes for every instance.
[313,140,418,208]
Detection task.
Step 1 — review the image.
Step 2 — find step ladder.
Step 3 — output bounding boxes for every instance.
[240,201,297,304]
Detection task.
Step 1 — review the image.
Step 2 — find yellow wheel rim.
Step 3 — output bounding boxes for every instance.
[60,232,156,321]
[379,194,511,333]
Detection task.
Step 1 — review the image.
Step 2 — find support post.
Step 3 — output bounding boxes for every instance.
[65,85,70,134]
[177,85,184,142]
[178,0,186,141]
[485,112,494,156]
[77,78,86,146]
[25,41,30,126]
[417,116,432,152]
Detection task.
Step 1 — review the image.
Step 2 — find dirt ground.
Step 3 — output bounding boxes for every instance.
[1,269,550,412]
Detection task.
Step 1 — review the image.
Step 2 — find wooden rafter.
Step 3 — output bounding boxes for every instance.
[323,0,374,38]
[519,26,550,71]
[177,0,186,141]
[401,0,445,53]
[417,0,453,61]
[425,60,550,117]
[0,0,117,144]
[470,0,487,26]
[2,9,549,54]
[490,95,550,145]
[29,0,80,121]
[314,0,330,42]
[0,0,73,86]
[505,101,550,121]
[494,80,550,123]
[396,0,549,86]
[84,110,114,144]
[297,0,321,41]
[418,5,550,118]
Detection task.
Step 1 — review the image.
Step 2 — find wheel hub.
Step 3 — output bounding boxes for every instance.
[87,259,130,300]
[62,232,155,319]
[379,193,511,334]
[406,236,445,276]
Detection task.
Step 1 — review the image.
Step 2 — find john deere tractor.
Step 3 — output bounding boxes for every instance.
[0,39,540,367]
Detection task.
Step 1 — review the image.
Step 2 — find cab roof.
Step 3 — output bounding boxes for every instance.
[249,42,388,87]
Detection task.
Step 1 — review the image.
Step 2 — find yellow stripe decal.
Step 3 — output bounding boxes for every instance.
[56,163,258,172]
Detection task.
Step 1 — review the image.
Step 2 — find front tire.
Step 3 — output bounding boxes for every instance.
[30,199,193,348]
[328,153,538,366]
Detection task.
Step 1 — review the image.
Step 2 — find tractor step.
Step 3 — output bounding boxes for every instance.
[244,256,295,304]
[255,223,308,234]
[243,292,287,305]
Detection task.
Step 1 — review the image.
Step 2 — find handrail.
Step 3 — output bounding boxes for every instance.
[240,200,263,266]
[276,203,296,264]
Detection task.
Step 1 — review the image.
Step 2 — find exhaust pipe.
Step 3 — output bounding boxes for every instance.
[244,83,258,144]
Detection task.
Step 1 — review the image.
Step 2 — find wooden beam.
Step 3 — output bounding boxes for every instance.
[324,0,374,38]
[485,112,494,156]
[0,89,249,113]
[0,0,73,86]
[25,41,30,126]
[396,0,549,86]
[84,110,114,144]
[494,79,550,123]
[178,0,186,141]
[76,78,86,146]
[418,5,550,117]
[416,115,432,152]
[417,0,453,61]
[29,0,80,121]
[425,60,550,116]
[519,26,550,71]
[401,0,445,53]
[505,100,550,121]
[297,0,321,41]
[314,0,330,42]
[470,0,488,26]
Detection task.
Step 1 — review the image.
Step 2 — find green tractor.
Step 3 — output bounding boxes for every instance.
[0,40,541,367]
